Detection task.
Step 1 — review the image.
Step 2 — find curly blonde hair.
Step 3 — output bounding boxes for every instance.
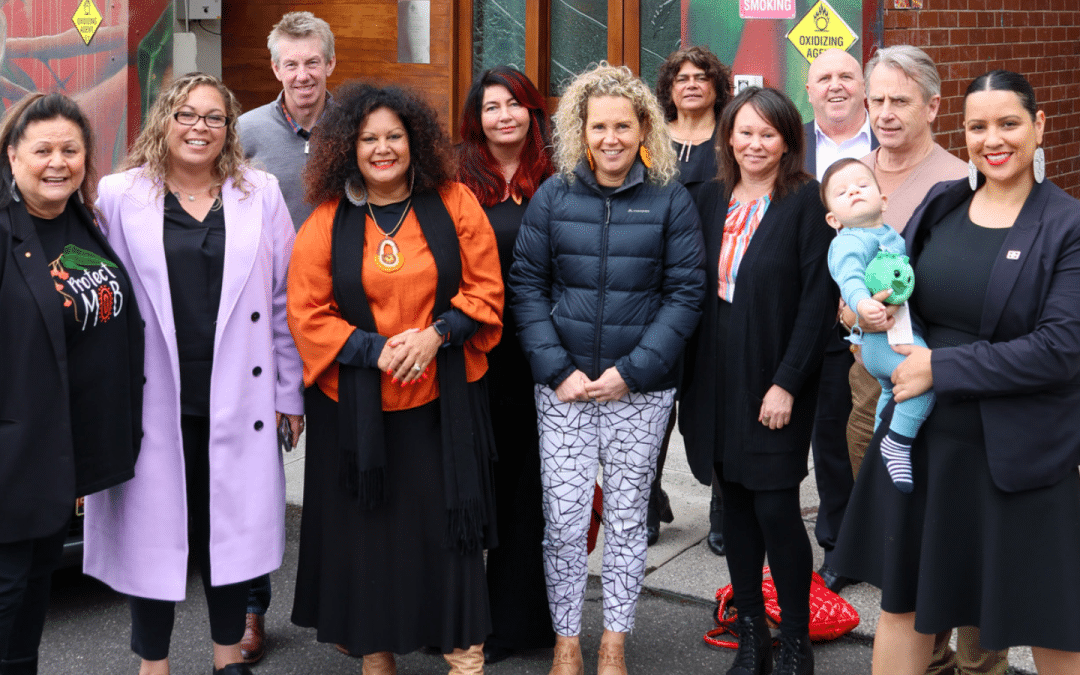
[121,72,248,193]
[552,62,677,186]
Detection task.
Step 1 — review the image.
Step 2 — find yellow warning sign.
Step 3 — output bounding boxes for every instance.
[72,0,103,46]
[786,0,859,64]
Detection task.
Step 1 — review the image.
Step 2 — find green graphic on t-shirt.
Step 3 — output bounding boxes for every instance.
[59,244,118,270]
[49,245,123,328]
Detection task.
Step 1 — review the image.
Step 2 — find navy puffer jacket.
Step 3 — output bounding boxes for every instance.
[510,160,705,393]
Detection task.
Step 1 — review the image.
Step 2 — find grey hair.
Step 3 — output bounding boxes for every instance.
[267,12,335,65]
[865,45,940,104]
[552,62,678,186]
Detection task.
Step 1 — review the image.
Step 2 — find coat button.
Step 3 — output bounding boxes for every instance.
[24,251,31,258]
[253,366,262,376]
[254,420,264,430]
[251,312,260,322]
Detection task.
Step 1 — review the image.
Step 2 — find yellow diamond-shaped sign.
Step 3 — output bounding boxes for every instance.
[786,0,859,65]
[72,0,103,46]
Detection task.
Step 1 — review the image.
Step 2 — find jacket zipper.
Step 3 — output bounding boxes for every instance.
[592,197,611,377]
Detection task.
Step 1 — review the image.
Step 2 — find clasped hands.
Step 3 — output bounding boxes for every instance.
[554,368,630,403]
[377,326,442,386]
[854,290,934,403]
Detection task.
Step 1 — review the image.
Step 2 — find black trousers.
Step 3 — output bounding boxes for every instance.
[129,415,249,661]
[810,338,855,563]
[0,524,68,672]
[719,473,812,637]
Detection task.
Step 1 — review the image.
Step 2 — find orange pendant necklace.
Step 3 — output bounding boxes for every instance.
[368,198,411,273]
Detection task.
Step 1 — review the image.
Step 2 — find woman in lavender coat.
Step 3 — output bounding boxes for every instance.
[82,73,304,675]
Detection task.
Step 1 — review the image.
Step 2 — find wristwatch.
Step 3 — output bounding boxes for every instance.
[431,318,450,346]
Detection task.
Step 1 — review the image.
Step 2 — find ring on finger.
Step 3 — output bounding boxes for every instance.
[412,364,423,372]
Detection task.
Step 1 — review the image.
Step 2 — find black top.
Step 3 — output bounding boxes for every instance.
[912,197,1009,350]
[673,131,718,198]
[483,197,530,406]
[163,193,226,416]
[26,201,140,500]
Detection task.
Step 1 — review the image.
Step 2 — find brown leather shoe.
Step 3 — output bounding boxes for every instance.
[239,613,265,664]
[597,640,627,675]
[548,638,583,675]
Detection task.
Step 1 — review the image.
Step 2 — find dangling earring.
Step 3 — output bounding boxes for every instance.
[410,165,416,194]
[10,179,19,202]
[639,145,652,169]
[587,147,595,172]
[345,178,368,206]
[1033,146,1045,184]
[968,160,978,191]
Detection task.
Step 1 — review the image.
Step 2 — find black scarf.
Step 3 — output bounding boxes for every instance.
[330,190,494,553]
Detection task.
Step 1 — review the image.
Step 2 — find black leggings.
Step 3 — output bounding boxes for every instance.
[719,472,812,637]
[129,416,249,661]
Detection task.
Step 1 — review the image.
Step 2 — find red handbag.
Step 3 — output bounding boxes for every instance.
[703,566,859,648]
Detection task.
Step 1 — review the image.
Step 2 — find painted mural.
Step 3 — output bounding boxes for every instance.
[1,0,171,175]
[686,0,864,123]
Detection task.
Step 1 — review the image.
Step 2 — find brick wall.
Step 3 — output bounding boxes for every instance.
[882,1,1080,197]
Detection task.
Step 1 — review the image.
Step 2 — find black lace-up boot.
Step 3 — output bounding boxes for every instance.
[726,614,773,675]
[773,634,814,675]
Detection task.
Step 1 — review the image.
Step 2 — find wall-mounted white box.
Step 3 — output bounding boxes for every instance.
[178,0,221,21]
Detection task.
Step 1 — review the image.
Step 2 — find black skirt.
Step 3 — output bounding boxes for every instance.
[291,386,491,655]
[833,398,1080,651]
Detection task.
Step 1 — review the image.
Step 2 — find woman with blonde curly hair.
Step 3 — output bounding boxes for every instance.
[83,72,304,675]
[510,63,705,675]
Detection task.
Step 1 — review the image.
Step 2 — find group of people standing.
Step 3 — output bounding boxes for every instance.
[2,9,1080,675]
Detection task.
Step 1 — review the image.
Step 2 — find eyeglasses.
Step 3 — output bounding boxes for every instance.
[173,111,229,128]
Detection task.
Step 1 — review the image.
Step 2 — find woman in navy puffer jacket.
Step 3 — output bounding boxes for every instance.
[510,63,705,675]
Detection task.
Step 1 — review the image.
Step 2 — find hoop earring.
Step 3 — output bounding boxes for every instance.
[968,160,978,191]
[345,178,368,206]
[587,147,595,172]
[1033,146,1045,184]
[639,145,652,169]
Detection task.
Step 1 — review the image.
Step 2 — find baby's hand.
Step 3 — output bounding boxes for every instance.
[857,297,887,324]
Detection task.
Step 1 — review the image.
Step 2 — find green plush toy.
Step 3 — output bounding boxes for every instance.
[865,249,914,305]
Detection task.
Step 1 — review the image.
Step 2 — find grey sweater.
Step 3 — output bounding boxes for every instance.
[237,93,315,231]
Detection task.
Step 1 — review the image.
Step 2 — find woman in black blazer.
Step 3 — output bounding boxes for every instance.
[0,94,142,674]
[834,71,1080,675]
[679,87,835,675]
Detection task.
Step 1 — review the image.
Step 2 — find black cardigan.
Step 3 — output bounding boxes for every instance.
[0,197,143,543]
[679,178,836,489]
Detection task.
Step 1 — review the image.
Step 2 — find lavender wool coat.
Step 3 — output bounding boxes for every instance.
[83,167,304,601]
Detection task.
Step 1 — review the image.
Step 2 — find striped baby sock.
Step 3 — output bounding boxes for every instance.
[880,431,914,494]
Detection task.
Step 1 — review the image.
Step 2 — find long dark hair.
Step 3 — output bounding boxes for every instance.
[457,66,554,208]
[964,69,1038,120]
[304,81,454,207]
[656,46,732,123]
[0,93,97,208]
[716,87,809,199]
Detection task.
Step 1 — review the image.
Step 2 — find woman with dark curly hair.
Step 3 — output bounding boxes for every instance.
[651,46,732,551]
[456,66,556,665]
[287,81,504,674]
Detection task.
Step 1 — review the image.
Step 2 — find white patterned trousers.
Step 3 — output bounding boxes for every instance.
[535,384,675,636]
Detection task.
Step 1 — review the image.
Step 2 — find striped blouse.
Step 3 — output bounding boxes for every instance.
[718,193,771,302]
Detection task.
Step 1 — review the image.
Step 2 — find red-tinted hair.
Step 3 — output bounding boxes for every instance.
[457,66,554,208]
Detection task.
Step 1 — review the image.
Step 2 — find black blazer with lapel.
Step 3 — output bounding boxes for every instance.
[906,177,1080,493]
[0,197,143,543]
[679,179,837,489]
[802,119,879,177]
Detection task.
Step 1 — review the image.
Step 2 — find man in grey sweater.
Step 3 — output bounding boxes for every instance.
[238,11,336,232]
[234,11,336,664]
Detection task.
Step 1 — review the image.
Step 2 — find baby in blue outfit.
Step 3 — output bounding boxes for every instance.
[821,158,934,494]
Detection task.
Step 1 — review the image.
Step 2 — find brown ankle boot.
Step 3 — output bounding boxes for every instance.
[548,639,584,675]
[597,640,627,675]
[444,644,484,675]
[361,651,397,675]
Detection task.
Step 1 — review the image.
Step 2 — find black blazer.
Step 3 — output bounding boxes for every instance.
[0,197,143,543]
[802,119,879,177]
[906,177,1080,493]
[679,179,837,489]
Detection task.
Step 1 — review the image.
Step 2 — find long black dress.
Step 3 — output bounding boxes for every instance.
[833,200,1080,651]
[483,197,557,652]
